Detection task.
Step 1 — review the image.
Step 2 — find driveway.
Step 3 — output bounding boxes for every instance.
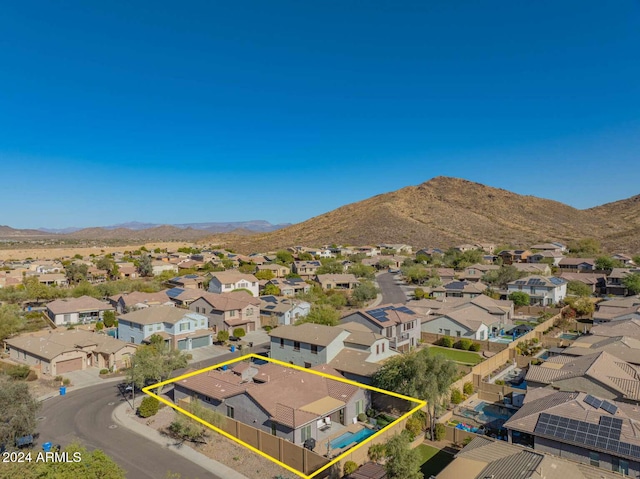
[377,272,410,304]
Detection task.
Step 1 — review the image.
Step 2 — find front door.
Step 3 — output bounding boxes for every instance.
[339,408,345,425]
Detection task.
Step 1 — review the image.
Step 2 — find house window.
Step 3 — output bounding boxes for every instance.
[311,344,318,355]
[304,362,311,368]
[589,451,599,467]
[130,337,135,344]
[443,329,451,336]
[613,458,629,475]
[224,283,232,288]
[180,322,189,331]
[355,399,364,416]
[156,324,161,330]
[229,310,236,317]
[271,422,277,436]
[386,327,393,337]
[294,341,300,351]
[226,405,234,419]
[300,424,312,442]
[376,344,380,355]
[381,343,385,353]
[456,331,461,337]
[64,314,71,323]
[246,308,253,316]
[280,338,284,348]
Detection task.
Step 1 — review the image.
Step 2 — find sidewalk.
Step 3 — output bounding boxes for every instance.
[38,375,123,401]
[112,400,251,479]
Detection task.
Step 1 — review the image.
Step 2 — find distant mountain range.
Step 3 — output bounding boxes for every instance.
[0,221,290,242]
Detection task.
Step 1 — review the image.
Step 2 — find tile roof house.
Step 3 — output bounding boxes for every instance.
[314,273,359,291]
[341,304,421,352]
[506,275,567,306]
[511,262,552,276]
[459,264,500,282]
[173,362,369,447]
[593,297,640,324]
[259,295,311,326]
[292,260,322,279]
[46,296,115,326]
[5,329,137,376]
[189,291,261,333]
[504,390,640,475]
[109,290,174,314]
[525,352,640,402]
[530,242,567,252]
[421,305,496,341]
[207,271,259,297]
[606,268,640,296]
[166,274,207,290]
[561,334,640,366]
[268,322,396,384]
[438,436,622,479]
[558,258,597,272]
[527,250,564,266]
[431,280,487,300]
[265,277,311,296]
[255,263,290,278]
[559,272,607,295]
[590,318,640,340]
[117,305,211,351]
[497,249,532,264]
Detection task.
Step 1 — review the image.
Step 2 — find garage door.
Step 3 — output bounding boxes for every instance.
[56,357,83,374]
[191,336,210,349]
[177,339,188,351]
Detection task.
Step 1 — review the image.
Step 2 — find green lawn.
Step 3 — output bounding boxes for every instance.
[427,345,484,365]
[416,444,454,477]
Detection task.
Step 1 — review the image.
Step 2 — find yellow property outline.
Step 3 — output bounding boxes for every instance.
[143,353,426,479]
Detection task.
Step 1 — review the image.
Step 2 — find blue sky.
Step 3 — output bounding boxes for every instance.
[1,1,638,229]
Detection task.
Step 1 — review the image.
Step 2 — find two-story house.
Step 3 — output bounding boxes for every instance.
[314,273,359,291]
[207,271,259,297]
[255,263,290,278]
[605,268,639,296]
[498,250,532,264]
[431,280,487,299]
[506,275,567,306]
[166,274,207,290]
[117,306,211,350]
[558,258,597,273]
[265,278,311,297]
[340,304,421,352]
[189,291,260,333]
[291,261,322,279]
[259,296,311,326]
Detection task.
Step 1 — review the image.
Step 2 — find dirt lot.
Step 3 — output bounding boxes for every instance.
[0,242,192,261]
[130,405,296,479]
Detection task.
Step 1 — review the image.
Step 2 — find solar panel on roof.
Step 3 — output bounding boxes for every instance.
[584,395,603,409]
[601,401,619,415]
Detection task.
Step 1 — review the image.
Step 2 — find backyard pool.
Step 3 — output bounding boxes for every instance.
[537,351,550,360]
[459,401,517,424]
[559,333,579,340]
[330,428,376,450]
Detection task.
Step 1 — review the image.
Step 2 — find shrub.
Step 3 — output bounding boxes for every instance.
[343,460,358,476]
[434,423,446,441]
[99,368,110,375]
[440,336,454,348]
[232,328,246,338]
[103,310,116,328]
[7,364,31,380]
[62,377,71,385]
[470,342,481,352]
[463,382,474,396]
[95,321,104,331]
[495,379,505,386]
[54,375,63,382]
[462,436,474,446]
[405,415,423,438]
[450,389,464,404]
[357,413,368,422]
[217,330,230,343]
[368,443,386,463]
[531,337,539,344]
[455,338,473,351]
[138,396,160,418]
[263,325,272,332]
[414,288,425,300]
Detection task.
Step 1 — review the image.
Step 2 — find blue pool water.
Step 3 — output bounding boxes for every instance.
[330,428,376,449]
[559,333,579,340]
[473,402,516,421]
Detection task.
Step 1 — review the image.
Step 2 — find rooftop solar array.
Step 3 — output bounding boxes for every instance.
[394,306,416,315]
[185,274,199,279]
[366,305,416,323]
[549,277,566,285]
[534,413,639,460]
[584,394,603,409]
[166,287,185,298]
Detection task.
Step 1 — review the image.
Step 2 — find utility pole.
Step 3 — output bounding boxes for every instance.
[131,356,135,411]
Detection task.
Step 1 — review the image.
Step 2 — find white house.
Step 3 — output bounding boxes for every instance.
[259,296,311,326]
[421,307,491,340]
[506,275,567,306]
[208,271,259,297]
[117,306,211,351]
[46,296,115,326]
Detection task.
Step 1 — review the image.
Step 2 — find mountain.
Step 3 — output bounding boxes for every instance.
[0,225,51,238]
[224,177,639,254]
[36,220,290,234]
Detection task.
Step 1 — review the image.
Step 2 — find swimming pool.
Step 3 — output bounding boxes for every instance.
[330,428,376,450]
[559,333,579,340]
[473,402,516,421]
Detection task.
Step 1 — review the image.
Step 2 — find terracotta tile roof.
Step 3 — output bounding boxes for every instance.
[268,323,348,347]
[47,295,114,315]
[119,305,206,326]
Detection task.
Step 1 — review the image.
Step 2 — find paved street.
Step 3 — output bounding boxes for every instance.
[377,272,410,304]
[37,382,222,479]
[176,342,270,378]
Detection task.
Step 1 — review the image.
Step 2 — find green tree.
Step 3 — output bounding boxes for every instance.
[595,256,623,271]
[368,443,387,463]
[255,269,275,280]
[567,280,593,297]
[0,376,40,449]
[0,304,23,341]
[22,276,52,302]
[401,264,429,285]
[623,273,640,295]
[71,281,100,298]
[103,310,116,328]
[127,343,188,393]
[232,327,246,338]
[316,261,344,274]
[262,284,281,296]
[568,238,601,256]
[565,297,595,317]
[378,258,394,269]
[347,263,376,280]
[275,250,294,265]
[298,252,314,261]
[384,432,423,479]
[65,263,89,285]
[508,291,530,307]
[483,265,525,289]
[351,282,379,305]
[238,262,257,274]
[372,349,457,439]
[137,254,154,277]
[217,330,230,343]
[413,288,425,300]
[296,304,340,326]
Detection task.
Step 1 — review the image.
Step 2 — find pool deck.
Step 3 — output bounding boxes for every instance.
[318,422,374,457]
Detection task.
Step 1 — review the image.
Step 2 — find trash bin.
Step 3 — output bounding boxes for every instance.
[230,345,236,353]
[42,442,52,452]
[59,386,66,396]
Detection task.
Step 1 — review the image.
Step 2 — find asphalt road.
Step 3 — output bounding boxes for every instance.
[377,272,409,304]
[37,379,220,479]
[173,342,270,378]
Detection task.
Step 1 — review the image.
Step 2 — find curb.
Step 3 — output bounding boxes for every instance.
[37,375,124,402]
[112,401,251,479]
